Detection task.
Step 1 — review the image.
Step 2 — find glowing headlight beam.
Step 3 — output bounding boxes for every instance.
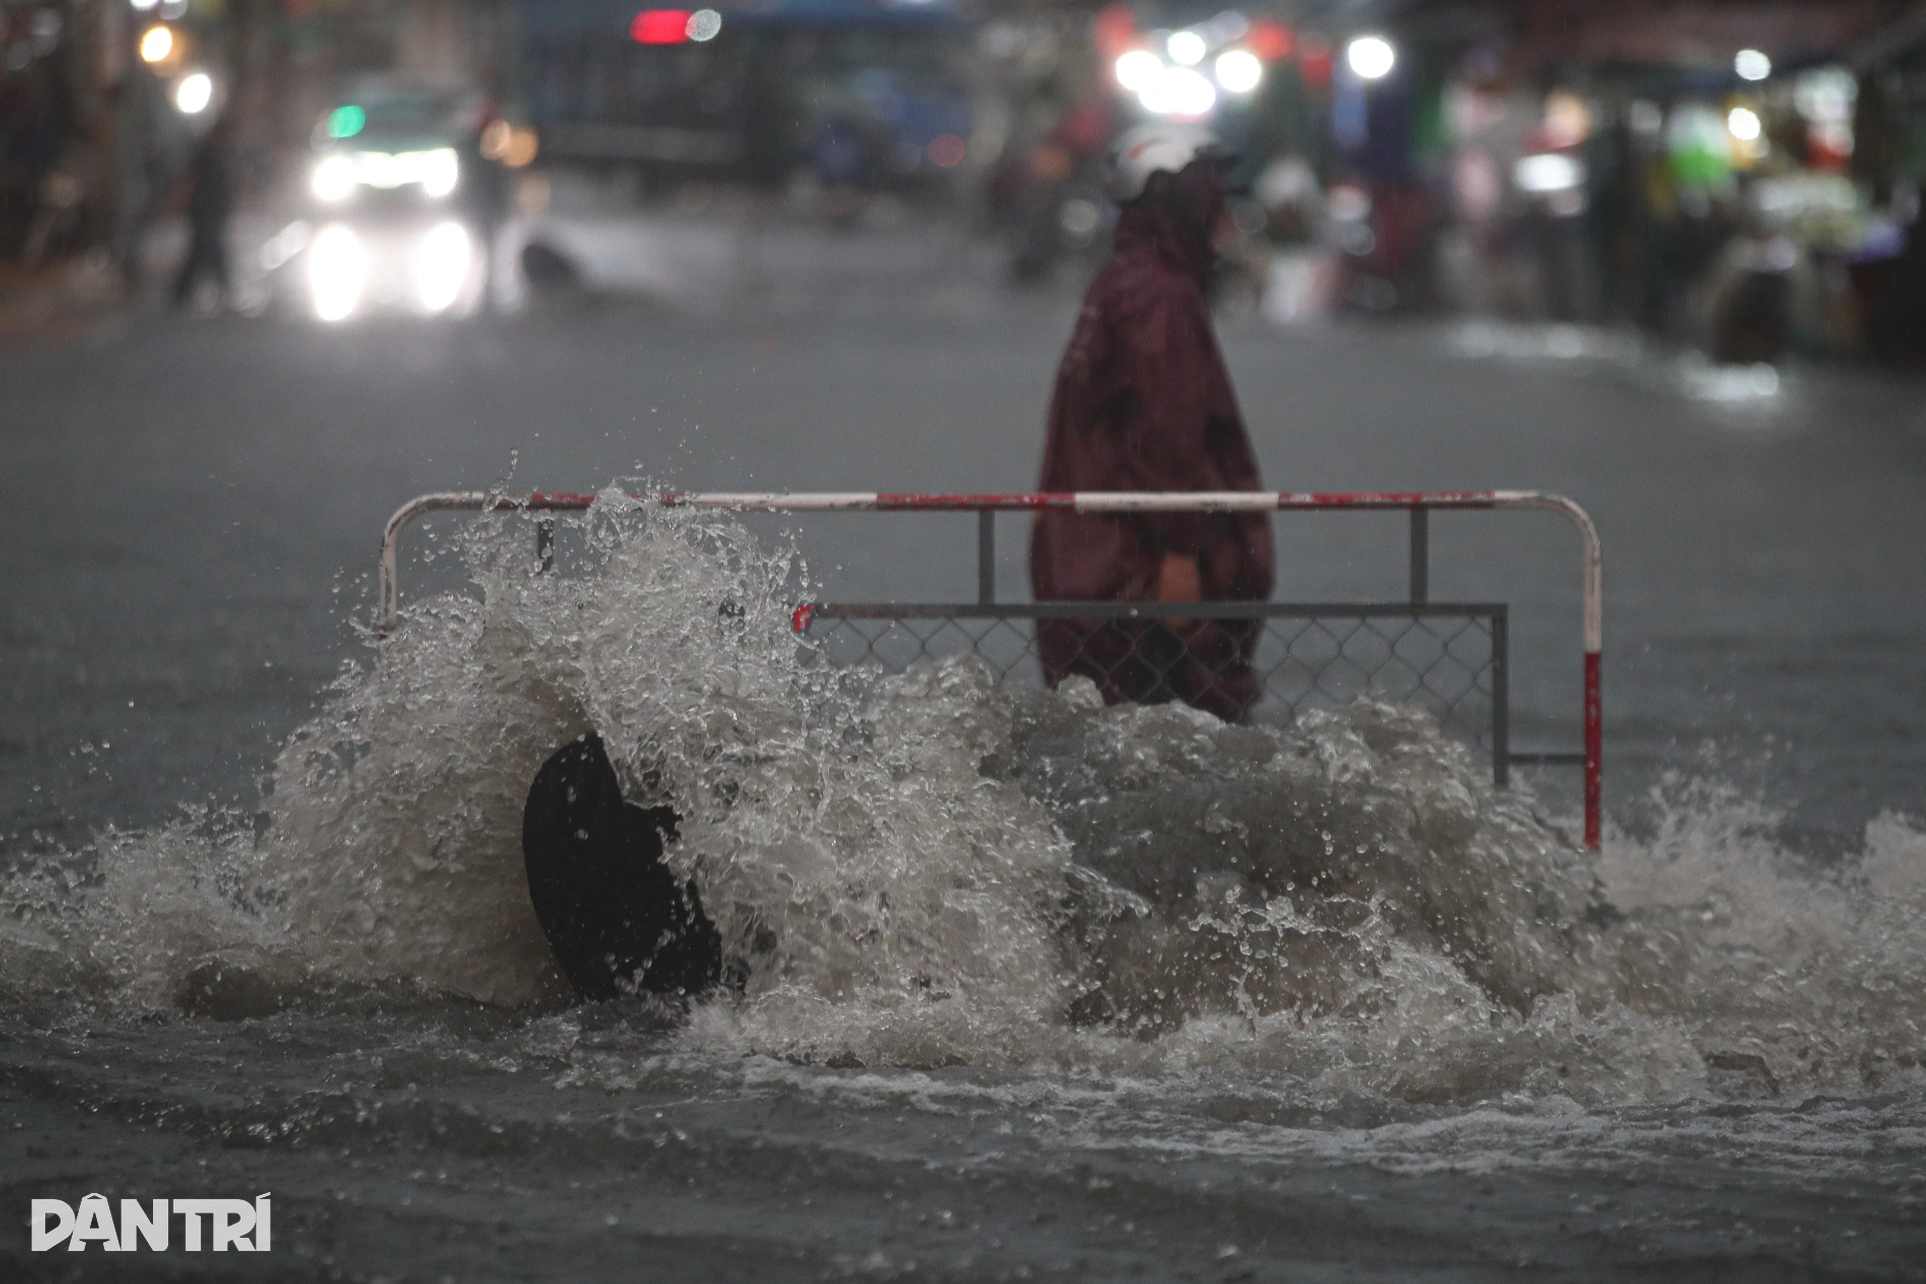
[421,147,460,198]
[308,224,366,323]
[311,154,355,202]
[1140,66,1217,119]
[413,221,472,313]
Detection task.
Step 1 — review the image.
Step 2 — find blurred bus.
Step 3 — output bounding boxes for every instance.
[509,0,973,195]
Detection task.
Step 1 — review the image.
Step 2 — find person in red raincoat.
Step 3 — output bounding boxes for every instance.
[1029,124,1274,723]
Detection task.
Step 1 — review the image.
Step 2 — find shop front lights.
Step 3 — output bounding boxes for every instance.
[1345,35,1395,81]
[1514,152,1584,194]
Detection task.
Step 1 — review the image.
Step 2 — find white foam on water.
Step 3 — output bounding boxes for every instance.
[3,496,1923,1116]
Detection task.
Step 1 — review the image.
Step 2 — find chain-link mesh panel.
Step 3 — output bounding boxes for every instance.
[798,606,1505,771]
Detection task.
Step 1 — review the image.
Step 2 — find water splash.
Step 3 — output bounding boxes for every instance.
[3,496,1924,1114]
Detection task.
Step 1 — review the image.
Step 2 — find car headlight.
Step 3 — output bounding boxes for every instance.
[311,154,356,203]
[422,148,460,199]
[308,223,366,322]
[414,221,471,312]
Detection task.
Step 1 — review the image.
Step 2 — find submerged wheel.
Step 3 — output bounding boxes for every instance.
[521,733,722,1000]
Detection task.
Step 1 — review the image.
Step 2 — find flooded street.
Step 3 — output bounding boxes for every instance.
[4,297,1926,1280]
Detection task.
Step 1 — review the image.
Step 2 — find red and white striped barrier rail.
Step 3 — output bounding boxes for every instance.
[378,490,1603,847]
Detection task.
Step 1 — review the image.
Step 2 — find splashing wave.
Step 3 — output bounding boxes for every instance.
[4,497,1923,1112]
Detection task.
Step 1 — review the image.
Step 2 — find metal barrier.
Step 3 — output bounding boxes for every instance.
[378,491,1602,847]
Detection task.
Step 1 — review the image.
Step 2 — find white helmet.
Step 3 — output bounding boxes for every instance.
[1109,123,1235,202]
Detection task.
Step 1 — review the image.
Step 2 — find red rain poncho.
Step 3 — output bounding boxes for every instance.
[1028,192,1274,723]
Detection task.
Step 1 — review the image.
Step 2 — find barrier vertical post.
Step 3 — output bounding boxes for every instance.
[536,517,555,574]
[977,510,995,605]
[1492,608,1510,788]
[1585,652,1602,849]
[1408,508,1428,605]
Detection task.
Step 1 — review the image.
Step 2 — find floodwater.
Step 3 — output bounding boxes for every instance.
[4,300,1926,1279]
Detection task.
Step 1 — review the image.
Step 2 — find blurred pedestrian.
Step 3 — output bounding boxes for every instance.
[171,114,235,311]
[1029,124,1275,723]
[464,112,512,311]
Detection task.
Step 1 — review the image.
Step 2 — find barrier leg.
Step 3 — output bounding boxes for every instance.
[1584,650,1602,849]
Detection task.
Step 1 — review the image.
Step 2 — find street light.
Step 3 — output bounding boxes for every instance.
[1345,35,1396,81]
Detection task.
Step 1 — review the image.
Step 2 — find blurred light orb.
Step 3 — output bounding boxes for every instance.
[1727,106,1762,142]
[1735,49,1772,82]
[1345,35,1395,81]
[1114,49,1162,92]
[308,224,365,323]
[328,104,366,140]
[1140,65,1217,118]
[174,72,212,115]
[1059,196,1102,240]
[502,127,540,169]
[310,154,355,202]
[138,24,172,63]
[1541,90,1594,148]
[414,222,471,313]
[480,119,512,160]
[129,0,159,11]
[687,9,722,41]
[927,133,967,168]
[1514,151,1584,193]
[1215,49,1262,94]
[258,220,311,272]
[1166,30,1207,67]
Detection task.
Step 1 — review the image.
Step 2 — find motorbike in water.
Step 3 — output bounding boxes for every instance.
[521,735,724,1000]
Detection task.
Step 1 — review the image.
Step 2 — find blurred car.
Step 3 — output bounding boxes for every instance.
[261,85,505,321]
